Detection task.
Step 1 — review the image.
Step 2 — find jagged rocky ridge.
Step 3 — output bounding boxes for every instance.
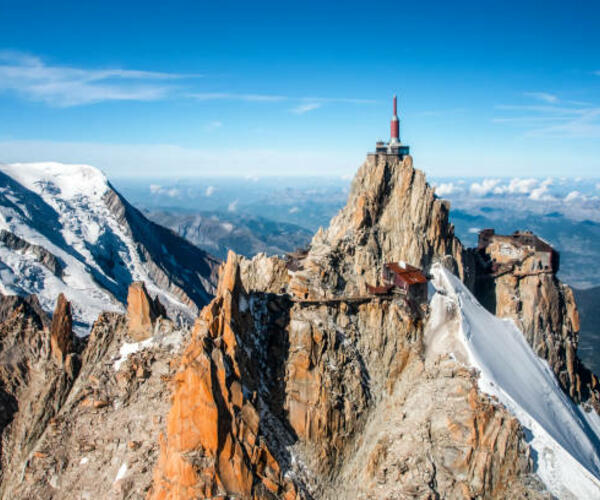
[149,154,550,498]
[0,287,187,498]
[0,153,598,498]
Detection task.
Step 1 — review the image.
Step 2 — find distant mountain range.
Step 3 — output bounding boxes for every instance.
[146,210,312,260]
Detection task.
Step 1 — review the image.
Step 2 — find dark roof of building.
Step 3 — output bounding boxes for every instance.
[479,229,555,254]
[385,262,428,285]
[510,231,554,253]
[366,283,394,295]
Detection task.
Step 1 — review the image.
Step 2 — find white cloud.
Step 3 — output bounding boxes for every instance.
[0,52,376,111]
[0,51,196,107]
[495,178,538,194]
[190,93,375,109]
[289,206,300,214]
[524,92,558,104]
[565,190,582,202]
[205,185,215,196]
[529,178,554,200]
[468,227,481,234]
[191,92,286,102]
[291,102,321,114]
[470,179,501,196]
[148,184,179,197]
[204,121,222,131]
[434,182,459,196]
[228,200,238,212]
[596,183,600,191]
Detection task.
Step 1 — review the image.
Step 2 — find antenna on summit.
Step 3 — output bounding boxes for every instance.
[370,94,410,160]
[390,95,399,144]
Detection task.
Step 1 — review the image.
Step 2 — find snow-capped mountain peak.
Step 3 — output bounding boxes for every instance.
[0,162,219,333]
[1,162,110,202]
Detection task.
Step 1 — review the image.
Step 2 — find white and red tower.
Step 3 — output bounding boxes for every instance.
[390,95,400,144]
[371,94,410,159]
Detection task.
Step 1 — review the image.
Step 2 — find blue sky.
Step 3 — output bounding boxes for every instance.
[0,0,599,177]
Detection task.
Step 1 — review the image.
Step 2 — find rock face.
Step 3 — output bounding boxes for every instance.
[0,152,589,498]
[150,254,299,499]
[50,293,74,364]
[0,288,189,499]
[0,293,79,496]
[149,153,545,499]
[0,229,65,277]
[473,236,600,411]
[127,282,167,341]
[289,154,472,301]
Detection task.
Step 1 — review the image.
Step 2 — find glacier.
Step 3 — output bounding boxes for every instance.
[427,263,600,499]
[0,162,217,334]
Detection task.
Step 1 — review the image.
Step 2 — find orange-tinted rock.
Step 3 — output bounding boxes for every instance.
[50,293,73,364]
[126,282,166,341]
[150,253,298,500]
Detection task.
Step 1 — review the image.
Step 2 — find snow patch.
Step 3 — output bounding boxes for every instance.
[113,329,184,370]
[114,463,127,483]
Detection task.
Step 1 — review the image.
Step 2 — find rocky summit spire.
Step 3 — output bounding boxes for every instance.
[289,153,471,301]
[126,282,167,341]
[50,293,73,364]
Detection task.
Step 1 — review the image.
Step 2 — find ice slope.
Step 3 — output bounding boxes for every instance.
[428,263,600,499]
[0,162,217,333]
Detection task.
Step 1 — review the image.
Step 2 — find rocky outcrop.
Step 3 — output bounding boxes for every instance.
[0,293,80,496]
[50,293,74,364]
[0,151,582,498]
[289,154,472,301]
[150,254,300,499]
[127,282,167,341]
[0,229,65,278]
[0,304,189,499]
[473,239,600,411]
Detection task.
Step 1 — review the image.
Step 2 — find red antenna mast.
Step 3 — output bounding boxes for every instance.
[391,95,399,142]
